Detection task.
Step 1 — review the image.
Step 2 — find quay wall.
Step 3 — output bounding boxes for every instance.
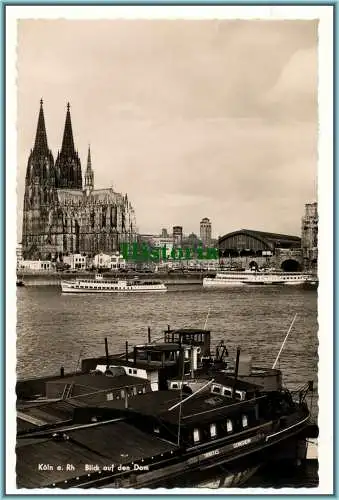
[18,272,206,286]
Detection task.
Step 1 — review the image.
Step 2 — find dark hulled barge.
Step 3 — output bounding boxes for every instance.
[16,328,318,488]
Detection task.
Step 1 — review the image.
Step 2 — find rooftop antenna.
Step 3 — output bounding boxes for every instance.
[272,313,298,369]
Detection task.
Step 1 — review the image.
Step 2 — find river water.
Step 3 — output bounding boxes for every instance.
[15,284,319,487]
[16,284,318,397]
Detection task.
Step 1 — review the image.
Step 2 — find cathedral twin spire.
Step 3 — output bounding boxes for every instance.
[31,100,88,190]
[60,103,76,158]
[25,99,55,185]
[56,102,83,190]
[33,99,49,156]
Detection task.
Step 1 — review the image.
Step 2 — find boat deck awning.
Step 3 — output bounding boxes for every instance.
[16,421,177,488]
[94,390,265,426]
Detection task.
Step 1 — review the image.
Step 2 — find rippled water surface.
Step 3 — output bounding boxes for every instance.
[16,284,319,487]
[17,285,318,394]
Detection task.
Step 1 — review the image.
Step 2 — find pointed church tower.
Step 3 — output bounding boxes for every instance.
[33,98,49,156]
[55,102,82,189]
[25,99,55,184]
[84,145,94,195]
[22,99,56,259]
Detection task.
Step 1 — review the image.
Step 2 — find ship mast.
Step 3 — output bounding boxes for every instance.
[272,313,298,369]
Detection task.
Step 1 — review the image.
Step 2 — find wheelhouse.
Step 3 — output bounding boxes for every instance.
[164,328,211,357]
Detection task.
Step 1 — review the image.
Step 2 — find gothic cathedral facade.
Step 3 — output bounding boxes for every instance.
[22,101,137,260]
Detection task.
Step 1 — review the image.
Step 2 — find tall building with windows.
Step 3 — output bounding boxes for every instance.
[172,226,183,247]
[22,100,137,260]
[200,217,212,247]
[301,202,318,269]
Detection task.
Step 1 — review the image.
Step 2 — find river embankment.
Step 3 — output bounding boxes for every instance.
[17,271,210,286]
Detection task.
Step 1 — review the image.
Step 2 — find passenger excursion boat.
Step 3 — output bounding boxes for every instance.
[60,274,167,293]
[16,328,318,489]
[203,270,315,288]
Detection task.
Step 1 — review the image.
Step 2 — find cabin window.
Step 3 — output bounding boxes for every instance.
[193,428,200,443]
[172,383,178,389]
[128,369,132,374]
[212,386,221,394]
[133,369,137,375]
[121,389,125,398]
[106,392,113,401]
[223,387,232,397]
[142,387,146,393]
[242,415,248,428]
[235,390,245,401]
[154,426,160,434]
[226,419,233,433]
[210,423,217,438]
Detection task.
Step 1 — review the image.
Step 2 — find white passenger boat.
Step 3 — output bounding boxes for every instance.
[61,274,167,293]
[203,270,314,288]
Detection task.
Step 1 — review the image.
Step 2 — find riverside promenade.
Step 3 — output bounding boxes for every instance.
[17,271,210,286]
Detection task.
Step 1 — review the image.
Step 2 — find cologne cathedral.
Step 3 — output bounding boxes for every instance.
[22,100,137,260]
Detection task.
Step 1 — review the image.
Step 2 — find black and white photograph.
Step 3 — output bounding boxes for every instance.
[7,5,333,493]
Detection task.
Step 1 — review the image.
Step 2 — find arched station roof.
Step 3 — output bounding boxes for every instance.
[219,229,301,252]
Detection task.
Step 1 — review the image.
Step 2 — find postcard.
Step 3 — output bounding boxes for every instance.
[6,5,333,495]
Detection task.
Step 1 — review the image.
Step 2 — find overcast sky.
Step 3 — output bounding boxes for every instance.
[16,19,318,241]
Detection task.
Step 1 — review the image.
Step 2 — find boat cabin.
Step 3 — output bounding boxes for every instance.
[132,343,181,365]
[164,328,211,357]
[72,373,299,451]
[95,343,192,391]
[210,374,259,401]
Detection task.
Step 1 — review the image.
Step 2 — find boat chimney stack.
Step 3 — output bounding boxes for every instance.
[125,341,129,361]
[105,337,109,369]
[148,326,151,343]
[167,325,170,332]
[234,346,241,382]
[60,367,64,378]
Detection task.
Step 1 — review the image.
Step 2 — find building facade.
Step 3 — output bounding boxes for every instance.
[200,217,212,247]
[219,229,303,271]
[22,101,137,260]
[18,260,52,271]
[151,236,174,257]
[172,226,183,247]
[63,253,89,270]
[92,252,126,270]
[301,202,318,270]
[16,243,23,269]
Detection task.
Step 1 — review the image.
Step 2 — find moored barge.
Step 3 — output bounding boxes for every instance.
[16,328,318,489]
